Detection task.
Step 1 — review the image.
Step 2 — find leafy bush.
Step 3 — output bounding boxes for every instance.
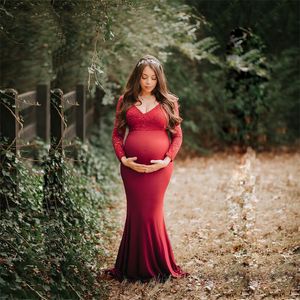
[166,27,299,153]
[263,47,300,146]
[0,124,120,299]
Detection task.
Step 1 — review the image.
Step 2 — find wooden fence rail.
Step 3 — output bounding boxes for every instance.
[0,84,103,156]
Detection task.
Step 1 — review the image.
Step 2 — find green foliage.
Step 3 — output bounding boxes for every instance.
[87,0,209,105]
[0,126,120,299]
[166,26,299,152]
[186,0,300,55]
[263,47,300,145]
[0,0,133,92]
[165,1,300,152]
[165,50,220,154]
[1,154,48,298]
[222,28,270,149]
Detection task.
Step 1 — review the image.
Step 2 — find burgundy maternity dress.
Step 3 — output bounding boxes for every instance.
[104,95,189,283]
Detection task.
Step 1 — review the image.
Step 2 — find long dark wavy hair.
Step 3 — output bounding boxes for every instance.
[116,54,183,134]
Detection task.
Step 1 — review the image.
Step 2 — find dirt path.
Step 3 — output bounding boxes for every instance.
[101,151,300,299]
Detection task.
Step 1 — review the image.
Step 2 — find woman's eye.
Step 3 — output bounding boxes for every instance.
[142,77,157,80]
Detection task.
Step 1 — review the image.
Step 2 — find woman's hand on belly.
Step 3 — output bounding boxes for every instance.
[145,157,171,173]
[121,156,149,173]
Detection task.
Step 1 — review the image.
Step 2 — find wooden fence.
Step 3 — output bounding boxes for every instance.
[0,84,104,156]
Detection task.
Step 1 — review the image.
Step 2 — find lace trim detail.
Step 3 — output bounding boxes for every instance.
[111,95,126,161]
[164,101,182,161]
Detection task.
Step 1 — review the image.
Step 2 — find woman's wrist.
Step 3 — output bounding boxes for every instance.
[120,156,127,164]
[163,156,171,164]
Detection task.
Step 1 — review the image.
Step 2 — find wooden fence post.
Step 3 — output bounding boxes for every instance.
[50,89,64,152]
[43,89,65,213]
[0,89,20,210]
[36,84,50,143]
[76,84,86,143]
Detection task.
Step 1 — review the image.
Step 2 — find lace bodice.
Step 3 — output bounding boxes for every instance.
[112,95,183,162]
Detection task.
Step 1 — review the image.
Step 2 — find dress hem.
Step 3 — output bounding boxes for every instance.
[103,266,190,283]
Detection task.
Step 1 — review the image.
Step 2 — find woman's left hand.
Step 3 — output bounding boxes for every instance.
[145,157,171,173]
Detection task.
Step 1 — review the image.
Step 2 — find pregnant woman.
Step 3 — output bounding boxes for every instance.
[103,54,189,283]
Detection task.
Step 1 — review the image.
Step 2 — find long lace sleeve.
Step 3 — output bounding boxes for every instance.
[165,100,183,161]
[112,95,126,162]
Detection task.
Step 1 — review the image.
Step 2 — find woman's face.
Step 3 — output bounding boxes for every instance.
[139,65,157,95]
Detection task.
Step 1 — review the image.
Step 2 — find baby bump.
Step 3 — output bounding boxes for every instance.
[124,130,170,164]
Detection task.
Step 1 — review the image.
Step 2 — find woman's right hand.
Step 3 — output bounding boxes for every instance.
[121,156,148,173]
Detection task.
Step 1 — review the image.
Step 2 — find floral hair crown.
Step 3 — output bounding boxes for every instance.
[137,58,160,67]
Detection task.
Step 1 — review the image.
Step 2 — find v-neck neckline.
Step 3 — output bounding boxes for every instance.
[133,103,160,115]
